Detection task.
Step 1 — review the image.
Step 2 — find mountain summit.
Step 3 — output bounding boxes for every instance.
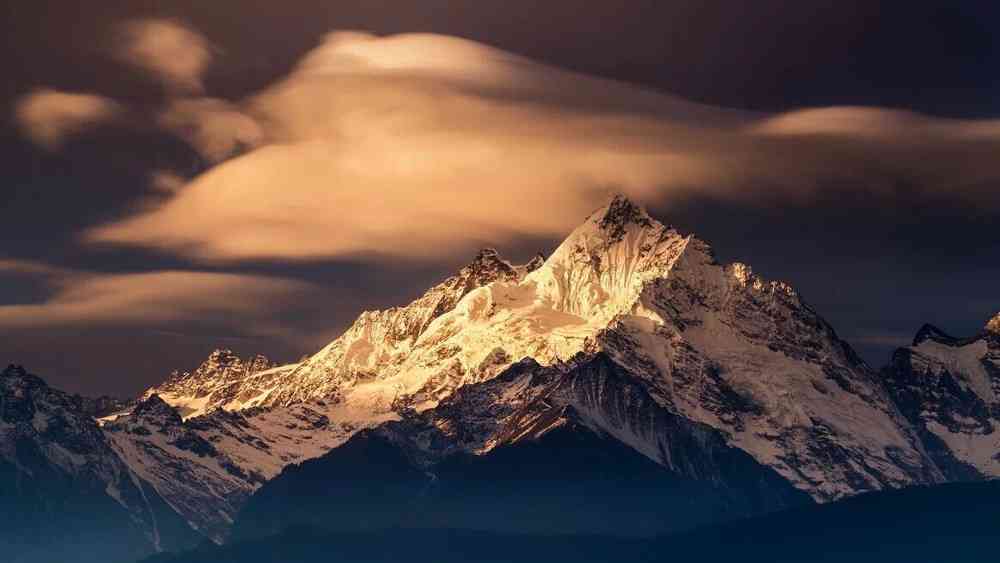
[987,312,1000,335]
[77,196,996,542]
[142,195,700,417]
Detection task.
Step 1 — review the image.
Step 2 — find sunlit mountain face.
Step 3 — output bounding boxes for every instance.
[1,3,998,563]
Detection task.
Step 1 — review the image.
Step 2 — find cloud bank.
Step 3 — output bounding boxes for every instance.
[76,32,1000,263]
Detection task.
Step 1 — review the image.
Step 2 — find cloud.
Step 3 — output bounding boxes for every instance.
[148,170,187,195]
[85,32,1000,263]
[14,89,121,149]
[157,97,265,162]
[0,261,315,340]
[115,18,213,94]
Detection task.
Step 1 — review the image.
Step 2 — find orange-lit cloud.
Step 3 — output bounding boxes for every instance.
[115,18,213,94]
[157,97,265,162]
[0,261,315,340]
[14,89,121,149]
[148,170,187,194]
[85,32,1000,263]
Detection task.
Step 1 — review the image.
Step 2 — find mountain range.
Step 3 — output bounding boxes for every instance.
[2,196,997,562]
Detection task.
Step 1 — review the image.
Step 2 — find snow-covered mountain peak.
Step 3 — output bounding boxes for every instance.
[131,394,183,427]
[596,194,655,240]
[912,323,957,346]
[142,350,277,419]
[1,364,46,422]
[2,363,41,388]
[725,262,797,297]
[204,349,268,369]
[135,196,970,506]
[470,247,503,265]
[458,247,518,283]
[552,194,660,252]
[530,195,698,321]
[884,316,1000,480]
[986,312,1000,335]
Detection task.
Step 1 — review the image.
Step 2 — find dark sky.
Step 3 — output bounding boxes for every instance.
[2,1,998,396]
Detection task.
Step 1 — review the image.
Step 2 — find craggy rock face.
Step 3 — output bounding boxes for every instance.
[882,316,1000,480]
[1,365,197,562]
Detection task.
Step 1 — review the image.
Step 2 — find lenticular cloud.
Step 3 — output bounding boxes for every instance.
[86,32,1000,263]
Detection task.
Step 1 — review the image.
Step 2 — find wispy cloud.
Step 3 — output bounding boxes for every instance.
[14,89,121,149]
[0,260,316,341]
[114,18,214,94]
[157,97,264,163]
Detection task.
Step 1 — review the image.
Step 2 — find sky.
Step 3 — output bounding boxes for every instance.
[1,1,998,396]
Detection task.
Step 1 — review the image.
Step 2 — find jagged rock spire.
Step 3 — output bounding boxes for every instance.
[912,324,956,346]
[595,194,653,241]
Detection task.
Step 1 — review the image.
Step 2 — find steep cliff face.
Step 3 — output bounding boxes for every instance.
[232,354,810,542]
[588,225,941,501]
[882,314,1000,479]
[0,365,196,563]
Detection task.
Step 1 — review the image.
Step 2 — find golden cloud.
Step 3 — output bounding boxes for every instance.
[14,89,121,149]
[0,262,315,340]
[115,18,213,94]
[157,97,265,162]
[85,32,1000,262]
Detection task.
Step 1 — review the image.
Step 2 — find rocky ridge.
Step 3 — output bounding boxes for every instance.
[145,196,962,502]
[882,313,1000,479]
[8,196,996,547]
[0,365,196,562]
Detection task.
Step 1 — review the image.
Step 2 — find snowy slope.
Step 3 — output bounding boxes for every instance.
[141,349,277,419]
[143,249,544,418]
[232,353,810,541]
[883,315,1000,478]
[128,195,990,538]
[336,195,943,501]
[201,197,693,417]
[0,365,196,562]
[103,394,395,542]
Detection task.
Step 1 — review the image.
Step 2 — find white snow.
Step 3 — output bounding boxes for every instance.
[125,195,987,526]
[903,334,1000,477]
[103,399,397,542]
[912,338,993,401]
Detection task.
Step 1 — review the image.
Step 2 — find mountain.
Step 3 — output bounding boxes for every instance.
[102,393,390,543]
[141,349,277,419]
[230,352,810,541]
[71,393,133,419]
[145,481,1000,563]
[150,196,956,507]
[0,365,197,563]
[6,196,995,552]
[882,314,1000,479]
[142,249,546,419]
